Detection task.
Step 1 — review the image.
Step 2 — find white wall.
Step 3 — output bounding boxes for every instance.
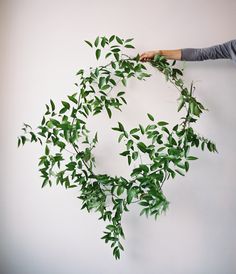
[1,0,236,273]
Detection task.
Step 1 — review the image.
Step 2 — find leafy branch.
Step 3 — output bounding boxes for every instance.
[17,35,218,260]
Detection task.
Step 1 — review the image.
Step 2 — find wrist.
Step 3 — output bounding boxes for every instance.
[156,50,162,55]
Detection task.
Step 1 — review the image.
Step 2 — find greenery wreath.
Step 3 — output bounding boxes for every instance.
[17,35,218,260]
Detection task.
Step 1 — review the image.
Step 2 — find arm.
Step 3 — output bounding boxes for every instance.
[181,39,236,61]
[139,49,181,61]
[139,39,236,62]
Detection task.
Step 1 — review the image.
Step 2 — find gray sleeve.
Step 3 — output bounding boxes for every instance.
[181,39,236,63]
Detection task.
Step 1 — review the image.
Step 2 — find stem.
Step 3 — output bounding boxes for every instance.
[71,142,94,175]
[102,185,120,200]
[160,170,168,189]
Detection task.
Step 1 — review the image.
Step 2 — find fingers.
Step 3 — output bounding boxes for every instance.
[139,53,150,62]
[139,51,155,62]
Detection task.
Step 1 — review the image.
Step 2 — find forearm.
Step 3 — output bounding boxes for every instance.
[158,49,182,60]
[139,40,236,63]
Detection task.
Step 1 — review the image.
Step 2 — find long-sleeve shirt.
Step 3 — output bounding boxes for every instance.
[181,39,236,63]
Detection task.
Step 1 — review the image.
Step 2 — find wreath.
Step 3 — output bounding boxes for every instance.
[17,35,218,260]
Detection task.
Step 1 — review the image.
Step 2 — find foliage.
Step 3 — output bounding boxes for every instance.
[17,35,218,260]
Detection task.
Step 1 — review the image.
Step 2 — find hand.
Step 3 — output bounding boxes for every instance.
[139,50,161,62]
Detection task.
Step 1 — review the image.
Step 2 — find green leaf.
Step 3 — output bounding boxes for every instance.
[96,49,101,60]
[193,104,201,117]
[114,53,119,61]
[41,116,46,125]
[117,91,125,97]
[124,44,135,48]
[117,185,125,196]
[59,107,67,114]
[111,48,120,53]
[67,94,77,104]
[116,36,123,44]
[207,142,213,152]
[118,242,124,251]
[132,134,140,140]
[57,141,65,151]
[157,121,169,126]
[50,99,55,111]
[147,113,154,121]
[76,69,84,76]
[187,156,198,160]
[127,188,136,204]
[137,142,147,153]
[130,128,139,134]
[113,247,120,260]
[105,105,112,118]
[101,37,107,48]
[66,161,76,171]
[201,142,205,151]
[106,224,115,231]
[157,146,165,152]
[132,151,138,160]
[50,119,60,127]
[177,96,185,112]
[61,101,70,109]
[45,145,49,155]
[173,68,183,76]
[125,38,134,43]
[111,61,116,69]
[109,78,116,86]
[172,124,178,131]
[121,78,127,87]
[150,162,160,171]
[139,124,145,134]
[120,97,127,104]
[94,36,100,47]
[139,208,146,216]
[42,178,49,188]
[109,35,115,43]
[176,162,186,170]
[21,136,27,145]
[102,84,110,90]
[118,122,125,132]
[105,52,112,59]
[120,151,129,156]
[140,164,149,173]
[127,139,133,149]
[17,137,21,147]
[124,131,128,138]
[175,169,185,176]
[46,120,53,128]
[185,161,189,172]
[84,40,93,48]
[139,201,149,207]
[128,155,131,165]
[98,77,106,88]
[118,133,125,142]
[112,127,122,132]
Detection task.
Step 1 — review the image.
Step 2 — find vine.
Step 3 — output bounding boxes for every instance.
[17,35,218,260]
